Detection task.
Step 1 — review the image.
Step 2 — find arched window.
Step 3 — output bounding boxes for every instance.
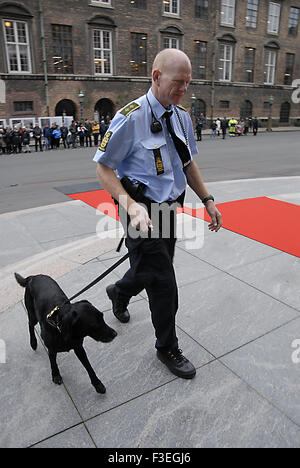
[95,98,114,123]
[240,100,252,119]
[280,102,290,123]
[55,99,76,119]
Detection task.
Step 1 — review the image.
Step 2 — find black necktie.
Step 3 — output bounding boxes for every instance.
[163,111,191,170]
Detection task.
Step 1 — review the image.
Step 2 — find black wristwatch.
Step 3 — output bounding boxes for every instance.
[202,195,215,205]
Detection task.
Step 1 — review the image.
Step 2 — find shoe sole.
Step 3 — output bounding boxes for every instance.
[157,352,196,380]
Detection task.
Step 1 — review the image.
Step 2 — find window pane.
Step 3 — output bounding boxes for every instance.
[195,0,208,18]
[221,0,235,25]
[194,41,207,79]
[267,2,280,34]
[164,0,179,15]
[131,0,147,8]
[17,22,27,43]
[246,0,259,28]
[284,53,294,85]
[244,48,255,82]
[4,21,15,42]
[93,29,112,75]
[288,7,299,36]
[52,25,73,73]
[7,44,18,71]
[131,33,147,76]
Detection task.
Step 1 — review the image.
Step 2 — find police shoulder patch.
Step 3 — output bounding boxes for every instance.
[98,131,112,152]
[119,102,141,117]
[177,104,188,112]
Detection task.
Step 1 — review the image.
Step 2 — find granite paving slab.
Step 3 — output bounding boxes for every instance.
[32,424,96,448]
[176,273,299,357]
[86,360,300,448]
[56,301,214,420]
[229,252,300,310]
[0,303,81,448]
[178,224,280,271]
[221,317,300,426]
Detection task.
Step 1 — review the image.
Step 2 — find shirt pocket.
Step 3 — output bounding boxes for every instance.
[141,138,171,176]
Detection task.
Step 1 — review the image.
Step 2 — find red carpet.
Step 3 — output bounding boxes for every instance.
[68,191,300,258]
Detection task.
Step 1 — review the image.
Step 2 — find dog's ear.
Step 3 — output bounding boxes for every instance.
[61,309,79,342]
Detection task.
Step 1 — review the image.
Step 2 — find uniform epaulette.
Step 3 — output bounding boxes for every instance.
[177,104,188,112]
[119,102,141,117]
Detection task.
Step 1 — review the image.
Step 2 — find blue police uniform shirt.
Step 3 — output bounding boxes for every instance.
[93,89,198,203]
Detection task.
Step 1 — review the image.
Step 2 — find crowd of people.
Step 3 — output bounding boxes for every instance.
[195,114,259,141]
[0,119,110,155]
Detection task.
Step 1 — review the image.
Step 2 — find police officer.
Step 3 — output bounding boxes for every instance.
[94,49,222,379]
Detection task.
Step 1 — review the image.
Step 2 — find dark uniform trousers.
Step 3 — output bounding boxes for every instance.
[115,195,184,352]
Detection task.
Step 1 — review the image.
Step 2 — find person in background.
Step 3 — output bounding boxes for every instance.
[43,123,51,151]
[221,117,228,140]
[69,120,78,149]
[210,120,217,138]
[100,120,107,143]
[92,121,100,146]
[52,125,62,149]
[252,117,259,136]
[61,123,69,149]
[216,117,221,137]
[78,122,86,147]
[85,120,93,147]
[21,127,31,153]
[33,123,43,152]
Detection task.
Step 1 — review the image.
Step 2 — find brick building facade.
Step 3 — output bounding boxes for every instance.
[0,0,300,127]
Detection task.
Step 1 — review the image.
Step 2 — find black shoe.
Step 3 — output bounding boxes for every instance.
[106,284,130,323]
[157,348,196,379]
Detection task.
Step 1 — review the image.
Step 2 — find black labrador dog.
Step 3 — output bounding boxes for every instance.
[15,273,117,394]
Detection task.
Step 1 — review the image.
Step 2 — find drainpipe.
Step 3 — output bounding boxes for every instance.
[39,0,50,116]
[210,0,217,125]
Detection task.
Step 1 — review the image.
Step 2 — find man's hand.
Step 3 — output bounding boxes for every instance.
[205,200,222,232]
[128,202,153,233]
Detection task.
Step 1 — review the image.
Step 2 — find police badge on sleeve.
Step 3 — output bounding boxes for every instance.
[98,131,112,152]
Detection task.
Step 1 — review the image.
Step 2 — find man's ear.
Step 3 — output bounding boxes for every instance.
[152,69,161,85]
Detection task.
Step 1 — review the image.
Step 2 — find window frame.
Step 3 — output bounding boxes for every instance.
[51,24,74,74]
[3,19,32,74]
[244,47,255,83]
[284,53,295,85]
[288,7,299,36]
[267,2,281,34]
[195,0,209,19]
[220,0,236,26]
[194,40,207,79]
[163,36,180,49]
[263,48,277,84]
[130,32,147,76]
[163,0,180,17]
[90,0,112,6]
[93,28,113,76]
[218,43,233,82]
[246,0,259,28]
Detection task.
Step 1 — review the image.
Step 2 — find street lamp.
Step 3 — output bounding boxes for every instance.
[78,90,85,122]
[191,93,196,125]
[267,95,274,132]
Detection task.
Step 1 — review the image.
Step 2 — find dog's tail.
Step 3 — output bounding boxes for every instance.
[14,273,29,288]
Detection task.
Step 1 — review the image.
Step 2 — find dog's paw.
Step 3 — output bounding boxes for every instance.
[52,375,63,385]
[94,380,106,394]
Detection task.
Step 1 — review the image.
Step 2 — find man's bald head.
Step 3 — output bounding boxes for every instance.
[152,49,192,75]
[151,49,192,108]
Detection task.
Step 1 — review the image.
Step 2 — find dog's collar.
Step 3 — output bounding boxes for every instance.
[46,306,62,333]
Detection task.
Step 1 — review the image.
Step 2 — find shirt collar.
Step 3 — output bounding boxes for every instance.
[147,89,173,120]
